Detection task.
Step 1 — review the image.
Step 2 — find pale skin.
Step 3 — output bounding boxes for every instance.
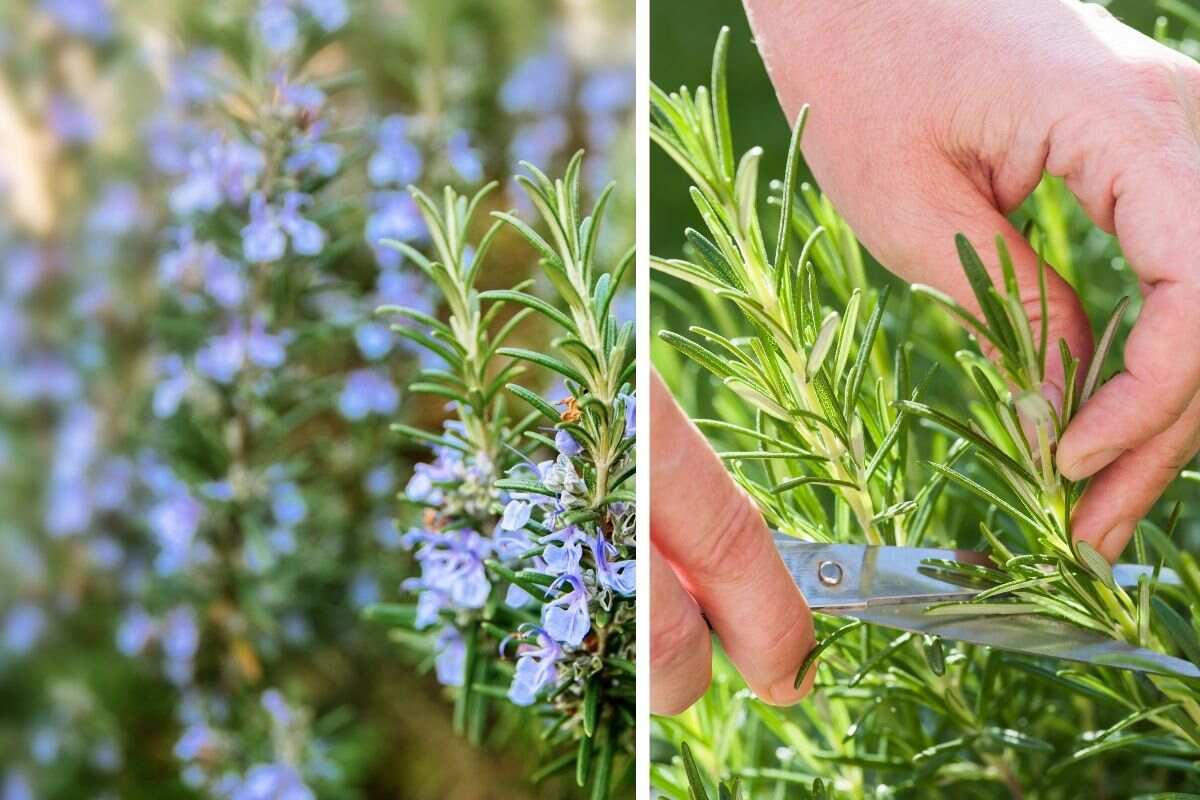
[652,0,1200,715]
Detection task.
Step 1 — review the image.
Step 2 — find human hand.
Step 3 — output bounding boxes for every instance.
[650,371,816,715]
[744,0,1200,560]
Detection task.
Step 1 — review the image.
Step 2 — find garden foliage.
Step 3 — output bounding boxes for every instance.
[651,25,1200,800]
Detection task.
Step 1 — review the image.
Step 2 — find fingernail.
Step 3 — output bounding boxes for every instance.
[1059,446,1122,480]
[766,677,804,706]
[1040,381,1063,417]
[1096,521,1135,561]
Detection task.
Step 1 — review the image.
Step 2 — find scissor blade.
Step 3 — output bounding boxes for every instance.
[773,534,1183,612]
[849,602,1200,679]
[773,534,990,611]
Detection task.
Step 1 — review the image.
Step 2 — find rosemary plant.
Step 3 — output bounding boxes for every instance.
[370,154,635,798]
[652,28,1200,799]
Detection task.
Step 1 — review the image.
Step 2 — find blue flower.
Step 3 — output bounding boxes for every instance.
[1,771,33,800]
[242,193,287,263]
[116,606,156,656]
[434,628,466,687]
[152,355,190,418]
[162,605,200,685]
[504,583,533,609]
[195,317,291,383]
[272,70,326,114]
[368,115,423,186]
[279,192,326,255]
[149,489,203,574]
[366,192,426,268]
[591,533,635,596]
[234,762,314,800]
[257,0,299,52]
[542,574,590,647]
[364,464,396,497]
[411,530,492,609]
[271,481,307,527]
[541,525,586,576]
[174,724,216,761]
[511,116,568,168]
[87,182,140,236]
[41,0,114,41]
[2,604,47,655]
[337,369,399,420]
[500,49,571,115]
[504,627,561,706]
[447,129,484,184]
[580,68,634,116]
[261,689,293,727]
[285,122,342,177]
[301,0,349,31]
[354,321,394,360]
[47,95,98,144]
[620,392,636,437]
[554,428,582,456]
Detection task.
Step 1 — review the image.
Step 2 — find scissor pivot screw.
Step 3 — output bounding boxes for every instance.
[817,560,843,587]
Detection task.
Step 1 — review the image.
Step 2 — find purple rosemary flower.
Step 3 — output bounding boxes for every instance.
[366,192,426,268]
[285,121,343,177]
[446,129,484,184]
[87,182,141,237]
[149,487,203,575]
[368,115,423,186]
[242,193,287,262]
[511,116,569,168]
[152,355,190,418]
[41,0,115,40]
[541,525,586,577]
[590,533,635,596]
[261,689,293,727]
[554,428,582,456]
[337,369,399,420]
[580,68,634,117]
[542,573,590,647]
[504,627,562,706]
[271,480,308,527]
[2,603,47,655]
[620,391,636,437]
[408,529,492,610]
[47,95,97,144]
[2,771,33,800]
[162,605,200,685]
[257,0,300,52]
[354,321,394,360]
[500,48,571,115]
[434,628,466,687]
[116,606,156,656]
[235,763,314,800]
[195,317,291,383]
[272,71,326,115]
[278,192,326,256]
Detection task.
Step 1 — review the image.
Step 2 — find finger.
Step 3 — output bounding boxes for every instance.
[649,544,712,715]
[650,371,816,705]
[1055,146,1200,480]
[1071,389,1200,561]
[1057,282,1200,480]
[881,175,1095,400]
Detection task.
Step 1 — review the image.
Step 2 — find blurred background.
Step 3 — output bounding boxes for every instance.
[0,0,631,798]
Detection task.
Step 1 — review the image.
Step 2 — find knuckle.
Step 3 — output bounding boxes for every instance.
[689,493,768,584]
[650,601,707,672]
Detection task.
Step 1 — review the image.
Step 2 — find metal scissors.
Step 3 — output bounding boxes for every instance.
[774,533,1200,679]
